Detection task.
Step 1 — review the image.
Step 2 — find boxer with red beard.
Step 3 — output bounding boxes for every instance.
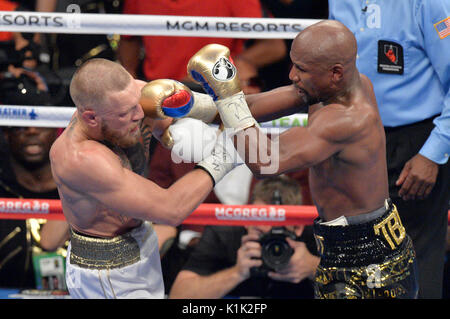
[50,58,239,298]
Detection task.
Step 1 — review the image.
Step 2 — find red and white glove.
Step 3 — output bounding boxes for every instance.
[140,79,218,122]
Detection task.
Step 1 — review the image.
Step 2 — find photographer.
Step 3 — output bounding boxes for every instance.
[169,176,319,299]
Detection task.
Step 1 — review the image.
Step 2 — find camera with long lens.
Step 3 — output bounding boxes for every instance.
[250,190,297,277]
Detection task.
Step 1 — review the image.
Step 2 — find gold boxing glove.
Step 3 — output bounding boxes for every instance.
[140,79,218,123]
[140,79,194,119]
[187,44,258,133]
[187,44,241,100]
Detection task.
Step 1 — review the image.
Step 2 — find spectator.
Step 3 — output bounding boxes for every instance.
[0,75,64,289]
[117,0,287,93]
[329,0,450,298]
[169,175,319,299]
[0,0,44,76]
[5,1,122,107]
[34,0,119,72]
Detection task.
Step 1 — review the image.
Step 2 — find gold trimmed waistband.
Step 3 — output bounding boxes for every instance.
[69,228,141,270]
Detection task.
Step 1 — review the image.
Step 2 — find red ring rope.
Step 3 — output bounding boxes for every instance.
[0,197,448,225]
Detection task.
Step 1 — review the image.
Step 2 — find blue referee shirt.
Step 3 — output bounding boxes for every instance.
[329,0,450,164]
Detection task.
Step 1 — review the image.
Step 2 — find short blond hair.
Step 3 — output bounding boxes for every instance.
[69,58,132,110]
[251,175,303,205]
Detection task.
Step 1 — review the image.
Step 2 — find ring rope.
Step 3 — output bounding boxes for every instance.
[0,198,449,225]
[1,12,448,226]
[0,197,317,225]
[0,11,321,39]
[0,105,308,129]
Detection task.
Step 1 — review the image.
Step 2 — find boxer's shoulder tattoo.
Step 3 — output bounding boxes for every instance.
[124,143,148,177]
[66,116,78,134]
[100,124,151,177]
[118,122,152,177]
[101,140,130,169]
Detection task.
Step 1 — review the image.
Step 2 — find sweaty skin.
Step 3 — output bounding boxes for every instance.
[241,21,389,221]
[51,113,150,237]
[50,59,214,238]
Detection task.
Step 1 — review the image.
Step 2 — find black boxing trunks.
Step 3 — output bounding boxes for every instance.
[313,199,419,299]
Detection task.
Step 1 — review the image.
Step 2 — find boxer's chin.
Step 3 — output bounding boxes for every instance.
[298,89,311,104]
[298,89,320,106]
[102,123,140,148]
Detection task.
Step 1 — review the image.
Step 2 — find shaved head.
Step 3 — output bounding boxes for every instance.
[292,20,357,70]
[288,20,361,104]
[70,58,133,111]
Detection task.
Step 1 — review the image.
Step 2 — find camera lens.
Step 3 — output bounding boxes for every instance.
[269,242,283,257]
[261,238,293,271]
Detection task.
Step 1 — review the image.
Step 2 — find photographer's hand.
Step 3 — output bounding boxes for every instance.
[235,233,263,280]
[267,238,320,283]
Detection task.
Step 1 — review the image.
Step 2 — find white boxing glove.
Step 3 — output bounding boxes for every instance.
[196,129,243,186]
[169,118,219,163]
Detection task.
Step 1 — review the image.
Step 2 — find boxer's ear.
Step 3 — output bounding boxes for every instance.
[81,109,98,127]
[330,63,344,83]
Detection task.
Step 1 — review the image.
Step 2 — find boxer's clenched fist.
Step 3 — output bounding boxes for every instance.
[140,79,218,123]
[187,44,258,133]
[196,130,242,186]
[166,118,219,163]
[140,79,194,119]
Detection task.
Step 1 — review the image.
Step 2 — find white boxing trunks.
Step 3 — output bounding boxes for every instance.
[66,222,164,299]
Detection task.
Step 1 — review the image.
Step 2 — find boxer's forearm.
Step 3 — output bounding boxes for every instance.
[161,169,214,226]
[246,85,307,122]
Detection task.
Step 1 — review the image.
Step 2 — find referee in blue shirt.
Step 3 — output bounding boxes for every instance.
[329,0,450,298]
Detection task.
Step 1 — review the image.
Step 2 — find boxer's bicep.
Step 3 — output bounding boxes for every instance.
[277,126,342,172]
[246,85,306,122]
[67,147,168,221]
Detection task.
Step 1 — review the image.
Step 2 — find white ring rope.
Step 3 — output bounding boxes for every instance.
[0,11,321,39]
[0,11,312,130]
[0,105,308,130]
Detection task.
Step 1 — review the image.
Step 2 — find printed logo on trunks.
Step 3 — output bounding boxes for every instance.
[377,40,404,75]
[212,57,236,81]
[314,234,325,256]
[373,208,405,250]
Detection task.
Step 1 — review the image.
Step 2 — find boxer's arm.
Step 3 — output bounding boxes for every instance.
[236,105,356,177]
[246,84,308,122]
[187,43,352,176]
[65,143,214,226]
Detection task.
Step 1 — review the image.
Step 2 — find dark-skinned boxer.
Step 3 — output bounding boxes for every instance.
[187,20,419,299]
